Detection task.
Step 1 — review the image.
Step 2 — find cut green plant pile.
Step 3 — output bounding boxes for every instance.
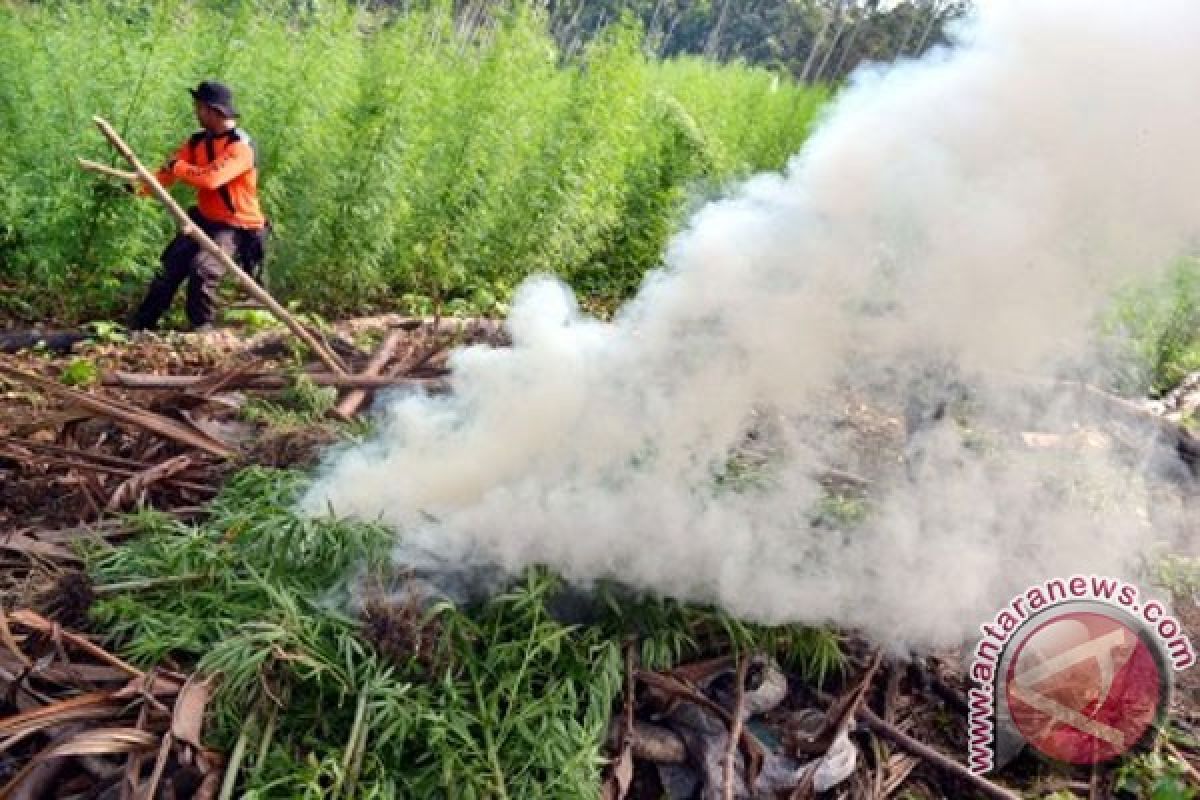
[0,0,827,324]
[87,467,845,798]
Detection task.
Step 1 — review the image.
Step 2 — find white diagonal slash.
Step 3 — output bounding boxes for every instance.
[1010,628,1132,747]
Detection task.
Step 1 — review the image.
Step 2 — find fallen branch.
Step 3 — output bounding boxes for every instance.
[854,706,1021,800]
[602,642,637,800]
[92,116,349,377]
[0,361,235,458]
[722,654,751,800]
[331,327,407,420]
[790,651,882,757]
[0,444,216,496]
[7,610,143,679]
[990,372,1200,468]
[102,370,448,392]
[1165,739,1200,787]
[0,435,172,472]
[1073,382,1200,465]
[179,362,265,399]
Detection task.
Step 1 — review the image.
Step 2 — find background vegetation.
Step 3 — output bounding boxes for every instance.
[0,0,830,323]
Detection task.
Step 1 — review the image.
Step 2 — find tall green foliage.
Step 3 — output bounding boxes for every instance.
[1106,258,1200,395]
[1,0,826,323]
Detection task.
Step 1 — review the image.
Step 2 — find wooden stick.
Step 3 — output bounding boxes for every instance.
[7,610,144,679]
[853,706,1021,800]
[331,327,407,420]
[91,116,348,376]
[77,157,137,183]
[101,370,447,391]
[722,654,750,800]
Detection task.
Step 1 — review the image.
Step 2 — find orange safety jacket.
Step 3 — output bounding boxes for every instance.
[147,128,266,230]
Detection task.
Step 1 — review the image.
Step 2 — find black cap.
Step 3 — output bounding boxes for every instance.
[188,81,239,118]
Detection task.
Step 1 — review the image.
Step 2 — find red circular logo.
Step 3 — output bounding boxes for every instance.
[1004,610,1165,764]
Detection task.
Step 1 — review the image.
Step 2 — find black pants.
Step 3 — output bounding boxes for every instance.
[130,212,238,331]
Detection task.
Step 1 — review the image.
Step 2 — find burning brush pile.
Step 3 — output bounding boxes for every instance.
[0,462,1042,799]
[0,326,1199,798]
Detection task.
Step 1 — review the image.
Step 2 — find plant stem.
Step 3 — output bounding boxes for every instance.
[93,574,209,595]
[217,714,253,800]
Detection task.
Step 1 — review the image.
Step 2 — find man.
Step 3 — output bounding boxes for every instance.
[129,80,268,332]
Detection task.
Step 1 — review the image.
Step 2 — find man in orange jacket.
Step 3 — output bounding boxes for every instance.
[129,81,268,332]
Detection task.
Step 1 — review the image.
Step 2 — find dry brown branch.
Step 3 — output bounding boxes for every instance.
[790,651,882,800]
[331,327,407,420]
[103,370,447,392]
[1165,739,1200,787]
[7,610,143,679]
[853,705,1021,800]
[722,654,751,800]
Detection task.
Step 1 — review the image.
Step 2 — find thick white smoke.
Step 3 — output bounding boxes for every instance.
[304,0,1200,646]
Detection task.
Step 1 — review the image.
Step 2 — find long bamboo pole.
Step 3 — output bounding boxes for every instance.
[91,116,348,376]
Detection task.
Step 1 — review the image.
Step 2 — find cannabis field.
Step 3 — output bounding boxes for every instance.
[0,0,825,323]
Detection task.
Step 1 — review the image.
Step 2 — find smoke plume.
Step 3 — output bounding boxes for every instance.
[304,0,1200,646]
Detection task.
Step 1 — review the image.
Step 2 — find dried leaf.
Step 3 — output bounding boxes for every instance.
[0,692,124,739]
[41,727,159,758]
[0,531,82,563]
[171,677,211,750]
[600,745,634,800]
